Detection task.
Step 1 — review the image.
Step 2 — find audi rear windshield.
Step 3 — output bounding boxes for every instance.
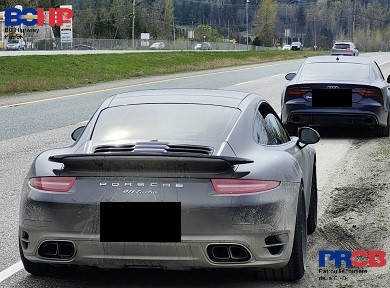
[334,44,351,49]
[92,104,240,143]
[300,62,370,79]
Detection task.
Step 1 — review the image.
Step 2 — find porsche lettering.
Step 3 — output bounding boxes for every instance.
[99,182,184,188]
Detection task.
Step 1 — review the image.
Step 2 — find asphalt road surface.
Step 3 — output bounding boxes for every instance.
[1,52,390,288]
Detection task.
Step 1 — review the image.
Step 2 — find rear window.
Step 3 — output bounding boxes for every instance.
[334,44,351,49]
[92,104,240,143]
[300,62,370,79]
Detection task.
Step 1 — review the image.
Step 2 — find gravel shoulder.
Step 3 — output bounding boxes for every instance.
[305,133,390,287]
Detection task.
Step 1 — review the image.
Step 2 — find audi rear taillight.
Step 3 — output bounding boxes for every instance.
[356,88,381,97]
[29,177,76,192]
[286,86,311,97]
[211,179,280,195]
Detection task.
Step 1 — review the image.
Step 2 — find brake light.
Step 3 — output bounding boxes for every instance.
[29,177,76,192]
[356,88,381,97]
[286,86,311,97]
[211,179,280,195]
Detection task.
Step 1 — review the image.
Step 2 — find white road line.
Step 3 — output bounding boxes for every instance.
[0,60,301,109]
[0,261,23,283]
[235,73,285,85]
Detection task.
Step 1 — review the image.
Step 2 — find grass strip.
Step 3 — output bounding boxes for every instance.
[0,50,327,96]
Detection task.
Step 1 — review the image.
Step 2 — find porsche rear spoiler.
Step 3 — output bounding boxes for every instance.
[49,153,254,178]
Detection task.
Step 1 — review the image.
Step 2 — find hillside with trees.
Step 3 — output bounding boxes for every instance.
[1,0,389,51]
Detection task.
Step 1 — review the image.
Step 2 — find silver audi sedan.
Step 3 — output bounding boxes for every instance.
[19,89,319,281]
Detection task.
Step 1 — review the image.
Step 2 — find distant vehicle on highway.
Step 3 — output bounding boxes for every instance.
[19,88,319,281]
[149,42,165,50]
[291,42,303,51]
[194,43,202,50]
[200,42,212,50]
[282,44,291,51]
[5,38,25,51]
[331,41,359,56]
[74,44,97,50]
[281,56,390,137]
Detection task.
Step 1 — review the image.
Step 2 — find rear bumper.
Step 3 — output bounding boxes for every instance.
[19,181,300,270]
[331,52,354,56]
[282,102,388,127]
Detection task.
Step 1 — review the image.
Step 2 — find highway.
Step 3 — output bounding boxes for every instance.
[0,52,389,287]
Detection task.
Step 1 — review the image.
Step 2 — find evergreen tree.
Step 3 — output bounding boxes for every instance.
[253,0,277,46]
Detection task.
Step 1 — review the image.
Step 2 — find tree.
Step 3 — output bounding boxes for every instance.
[163,0,175,40]
[76,0,97,38]
[253,0,277,46]
[194,24,221,42]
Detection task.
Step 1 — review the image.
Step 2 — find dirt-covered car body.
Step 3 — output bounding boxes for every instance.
[281,56,390,137]
[19,89,319,281]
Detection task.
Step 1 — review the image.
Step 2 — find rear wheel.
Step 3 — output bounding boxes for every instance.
[375,113,389,137]
[307,163,318,235]
[19,240,76,277]
[256,185,307,281]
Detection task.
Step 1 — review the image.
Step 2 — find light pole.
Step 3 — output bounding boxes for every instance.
[246,0,250,50]
[173,18,176,50]
[132,0,135,49]
[285,0,298,45]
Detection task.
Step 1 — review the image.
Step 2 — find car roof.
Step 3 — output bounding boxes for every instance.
[108,89,253,108]
[304,56,373,65]
[334,41,353,44]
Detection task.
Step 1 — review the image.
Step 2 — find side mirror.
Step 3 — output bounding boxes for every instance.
[285,73,296,81]
[387,75,390,83]
[71,126,86,141]
[297,127,320,148]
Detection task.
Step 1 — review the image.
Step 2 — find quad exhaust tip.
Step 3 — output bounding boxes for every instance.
[38,241,75,260]
[207,244,251,263]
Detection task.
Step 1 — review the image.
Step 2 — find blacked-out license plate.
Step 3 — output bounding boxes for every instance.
[312,89,352,107]
[100,202,181,242]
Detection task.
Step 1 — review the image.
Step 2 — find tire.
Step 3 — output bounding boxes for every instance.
[286,123,299,136]
[307,163,318,235]
[374,113,389,137]
[256,185,307,281]
[19,241,76,277]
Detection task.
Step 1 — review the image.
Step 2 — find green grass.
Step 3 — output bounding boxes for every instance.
[0,50,327,96]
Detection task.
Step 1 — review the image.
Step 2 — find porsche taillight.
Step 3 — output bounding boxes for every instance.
[29,177,76,192]
[356,88,381,97]
[211,179,280,195]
